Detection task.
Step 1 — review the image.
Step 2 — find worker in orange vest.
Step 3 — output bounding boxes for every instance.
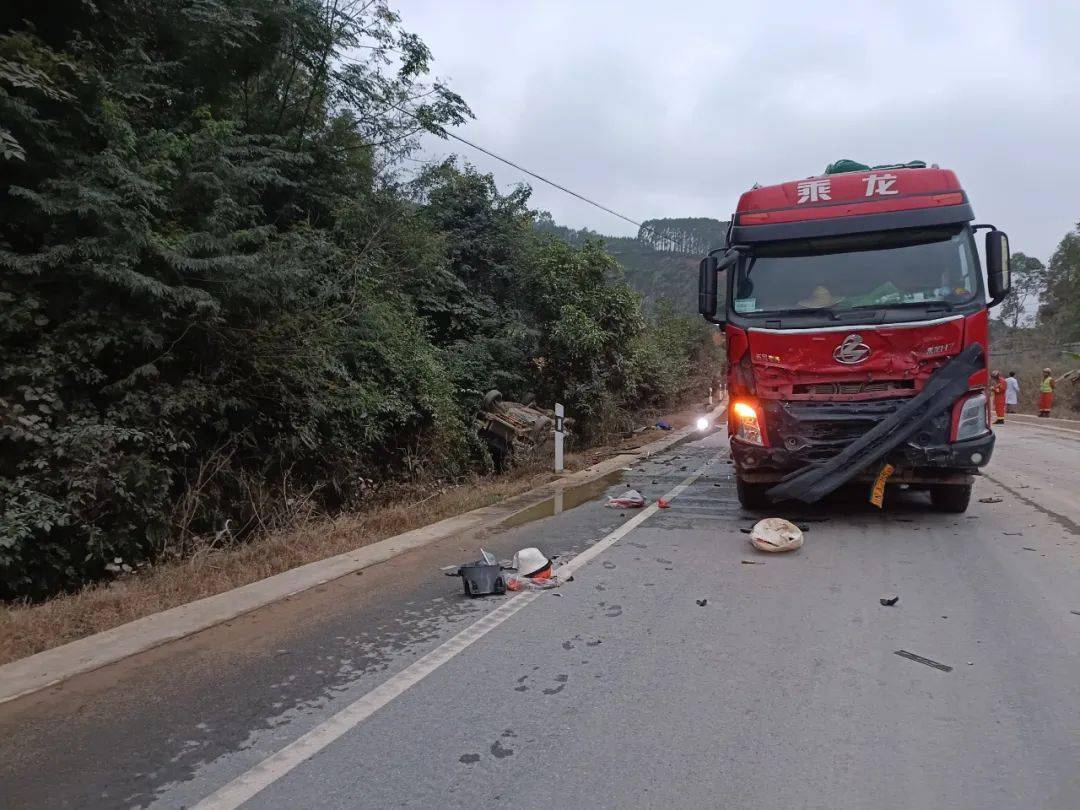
[1039,368,1056,417]
[990,370,1006,425]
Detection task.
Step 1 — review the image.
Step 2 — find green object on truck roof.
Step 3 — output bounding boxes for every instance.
[824,159,928,175]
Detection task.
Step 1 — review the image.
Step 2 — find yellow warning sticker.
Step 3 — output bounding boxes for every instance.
[870,463,895,508]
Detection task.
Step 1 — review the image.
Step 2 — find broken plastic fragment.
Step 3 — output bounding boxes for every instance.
[606,489,645,508]
[749,518,803,553]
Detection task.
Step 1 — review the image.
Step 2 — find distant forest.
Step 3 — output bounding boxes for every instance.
[535,215,729,313]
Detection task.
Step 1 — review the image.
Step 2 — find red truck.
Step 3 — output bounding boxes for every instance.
[698,163,1012,512]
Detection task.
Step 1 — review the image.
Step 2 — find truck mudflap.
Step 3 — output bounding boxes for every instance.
[766,343,984,504]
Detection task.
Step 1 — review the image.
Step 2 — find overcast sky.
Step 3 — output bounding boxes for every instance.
[399,0,1078,262]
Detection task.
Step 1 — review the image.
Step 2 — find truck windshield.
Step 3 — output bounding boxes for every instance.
[732,225,979,316]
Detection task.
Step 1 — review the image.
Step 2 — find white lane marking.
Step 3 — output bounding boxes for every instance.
[192,456,716,809]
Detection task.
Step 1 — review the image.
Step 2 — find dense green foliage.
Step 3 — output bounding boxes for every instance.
[0,1,714,598]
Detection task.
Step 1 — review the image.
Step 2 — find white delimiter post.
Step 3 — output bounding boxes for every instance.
[554,402,565,473]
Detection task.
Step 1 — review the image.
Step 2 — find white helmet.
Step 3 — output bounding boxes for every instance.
[512,547,550,576]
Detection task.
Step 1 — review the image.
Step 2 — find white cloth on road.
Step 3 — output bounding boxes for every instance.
[1006,376,1020,405]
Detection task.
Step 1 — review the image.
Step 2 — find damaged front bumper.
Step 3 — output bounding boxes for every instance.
[736,343,990,503]
[732,431,995,484]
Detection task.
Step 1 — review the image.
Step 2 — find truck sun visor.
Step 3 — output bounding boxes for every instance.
[765,343,985,504]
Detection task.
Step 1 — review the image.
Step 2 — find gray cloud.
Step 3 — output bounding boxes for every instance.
[401,0,1080,259]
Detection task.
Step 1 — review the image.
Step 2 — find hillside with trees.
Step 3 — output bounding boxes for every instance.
[536,215,729,313]
[0,0,717,599]
[992,226,1080,414]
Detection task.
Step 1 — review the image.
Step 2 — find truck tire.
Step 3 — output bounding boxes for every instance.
[930,483,972,513]
[736,477,772,510]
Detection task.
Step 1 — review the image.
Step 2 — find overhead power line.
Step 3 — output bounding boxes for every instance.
[337,52,651,235]
[433,130,646,232]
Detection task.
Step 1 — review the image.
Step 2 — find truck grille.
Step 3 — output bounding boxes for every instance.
[792,379,915,396]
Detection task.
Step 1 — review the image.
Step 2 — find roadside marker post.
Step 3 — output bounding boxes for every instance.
[554,403,565,473]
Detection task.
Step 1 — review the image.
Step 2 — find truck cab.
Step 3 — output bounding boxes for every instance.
[698,164,1012,512]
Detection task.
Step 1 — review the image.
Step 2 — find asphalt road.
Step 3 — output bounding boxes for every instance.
[3,420,1080,809]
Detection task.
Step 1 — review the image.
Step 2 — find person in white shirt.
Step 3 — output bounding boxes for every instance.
[1005,371,1020,413]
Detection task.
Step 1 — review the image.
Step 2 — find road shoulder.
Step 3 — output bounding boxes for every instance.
[0,404,725,706]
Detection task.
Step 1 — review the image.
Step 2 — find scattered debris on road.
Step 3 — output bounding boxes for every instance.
[696,599,708,607]
[512,547,551,577]
[449,557,506,597]
[739,527,752,534]
[895,650,953,672]
[506,547,561,591]
[741,559,763,565]
[606,489,645,508]
[1070,610,1080,616]
[1022,546,1037,551]
[880,595,900,606]
[979,496,1004,504]
[1003,531,1023,536]
[657,498,670,509]
[749,518,804,553]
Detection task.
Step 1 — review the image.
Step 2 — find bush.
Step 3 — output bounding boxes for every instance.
[0,2,714,599]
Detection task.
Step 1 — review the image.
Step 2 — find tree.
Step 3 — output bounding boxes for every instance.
[0,0,474,597]
[999,252,1046,329]
[0,1,713,599]
[1039,224,1080,341]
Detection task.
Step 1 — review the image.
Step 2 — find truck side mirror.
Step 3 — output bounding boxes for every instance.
[985,230,1011,305]
[698,255,719,321]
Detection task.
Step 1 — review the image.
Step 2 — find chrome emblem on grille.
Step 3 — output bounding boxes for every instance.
[833,333,871,365]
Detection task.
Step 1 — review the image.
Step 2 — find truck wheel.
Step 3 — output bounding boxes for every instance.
[736,477,772,510]
[930,483,972,513]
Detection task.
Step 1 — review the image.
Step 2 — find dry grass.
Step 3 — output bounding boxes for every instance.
[0,414,699,666]
[0,463,570,666]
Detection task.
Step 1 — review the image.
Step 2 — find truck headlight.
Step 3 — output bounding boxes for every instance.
[955,392,988,441]
[732,401,764,445]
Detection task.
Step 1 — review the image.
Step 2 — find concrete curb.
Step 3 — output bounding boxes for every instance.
[0,402,726,705]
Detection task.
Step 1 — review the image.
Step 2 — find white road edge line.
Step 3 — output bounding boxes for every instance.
[192,455,717,810]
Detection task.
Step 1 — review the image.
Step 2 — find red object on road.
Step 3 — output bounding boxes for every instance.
[657,498,670,509]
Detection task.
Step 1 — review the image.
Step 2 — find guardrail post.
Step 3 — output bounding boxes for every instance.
[554,403,565,473]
